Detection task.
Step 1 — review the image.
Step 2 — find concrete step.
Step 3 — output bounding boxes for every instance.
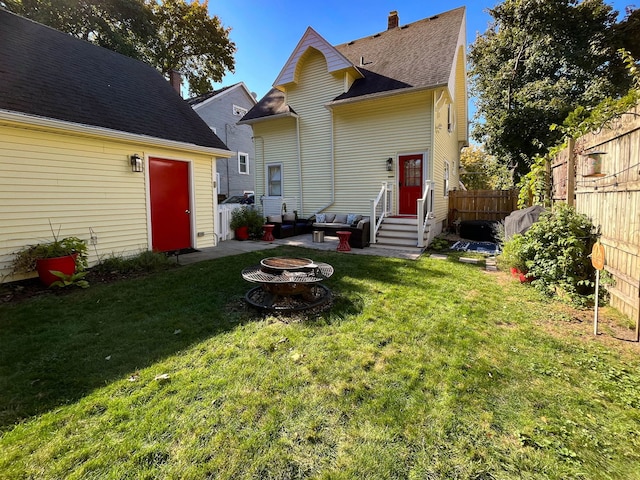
[374,236,420,248]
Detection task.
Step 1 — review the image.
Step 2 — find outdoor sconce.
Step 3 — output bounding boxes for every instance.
[386,157,393,171]
[130,154,143,173]
[583,150,606,177]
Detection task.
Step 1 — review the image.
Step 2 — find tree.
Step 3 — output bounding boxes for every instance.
[1,0,155,59]
[2,0,235,95]
[459,145,513,190]
[143,0,235,95]
[469,0,633,178]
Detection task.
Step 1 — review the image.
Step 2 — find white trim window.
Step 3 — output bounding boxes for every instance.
[238,152,249,175]
[444,161,450,197]
[267,163,282,197]
[233,104,248,117]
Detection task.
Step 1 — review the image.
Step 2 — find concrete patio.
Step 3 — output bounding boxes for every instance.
[177,233,424,265]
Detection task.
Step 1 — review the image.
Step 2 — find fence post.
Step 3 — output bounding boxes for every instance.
[567,138,575,207]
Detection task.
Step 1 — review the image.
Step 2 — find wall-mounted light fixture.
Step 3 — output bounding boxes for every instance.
[386,157,393,172]
[583,150,606,177]
[130,154,143,173]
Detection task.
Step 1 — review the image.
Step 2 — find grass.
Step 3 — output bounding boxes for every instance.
[1,245,639,479]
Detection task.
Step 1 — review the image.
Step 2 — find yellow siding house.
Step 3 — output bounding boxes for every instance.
[0,10,231,282]
[240,8,468,250]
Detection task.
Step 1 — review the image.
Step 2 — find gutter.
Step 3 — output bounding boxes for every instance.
[0,109,233,158]
[325,83,447,109]
[237,111,299,126]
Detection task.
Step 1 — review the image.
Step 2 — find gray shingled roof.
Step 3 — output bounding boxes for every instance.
[242,7,464,122]
[0,9,228,150]
[186,84,236,106]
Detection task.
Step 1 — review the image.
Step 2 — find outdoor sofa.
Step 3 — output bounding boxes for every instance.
[308,213,370,248]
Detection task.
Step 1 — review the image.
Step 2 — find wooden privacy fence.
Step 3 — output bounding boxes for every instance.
[448,189,519,222]
[551,104,640,333]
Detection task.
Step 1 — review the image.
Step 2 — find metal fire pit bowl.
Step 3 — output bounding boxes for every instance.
[242,257,334,312]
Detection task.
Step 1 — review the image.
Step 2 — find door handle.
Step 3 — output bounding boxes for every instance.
[185,210,191,214]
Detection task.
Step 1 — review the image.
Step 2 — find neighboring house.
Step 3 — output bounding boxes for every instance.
[188,83,257,201]
[239,8,468,249]
[0,10,231,282]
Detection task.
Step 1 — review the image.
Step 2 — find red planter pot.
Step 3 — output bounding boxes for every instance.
[36,254,77,286]
[234,226,249,241]
[510,267,532,283]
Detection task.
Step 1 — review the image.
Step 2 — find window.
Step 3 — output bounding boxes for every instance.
[238,152,249,175]
[233,104,248,117]
[267,164,282,196]
[447,104,454,132]
[444,161,450,197]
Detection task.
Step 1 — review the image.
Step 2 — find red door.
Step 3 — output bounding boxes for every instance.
[398,154,423,215]
[149,157,191,252]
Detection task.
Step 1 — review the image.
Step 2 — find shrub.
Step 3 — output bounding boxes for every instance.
[500,203,599,305]
[93,250,175,275]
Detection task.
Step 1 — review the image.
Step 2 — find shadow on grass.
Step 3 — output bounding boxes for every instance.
[0,246,441,429]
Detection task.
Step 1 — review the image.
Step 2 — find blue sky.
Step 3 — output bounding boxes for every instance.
[209,0,634,109]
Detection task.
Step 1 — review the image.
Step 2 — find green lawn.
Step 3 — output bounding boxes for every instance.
[1,246,639,479]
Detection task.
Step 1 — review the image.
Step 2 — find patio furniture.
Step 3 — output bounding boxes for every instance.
[336,231,351,252]
[262,224,275,241]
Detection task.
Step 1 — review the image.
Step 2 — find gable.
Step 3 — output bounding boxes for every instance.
[245,7,466,123]
[273,26,363,89]
[0,10,227,151]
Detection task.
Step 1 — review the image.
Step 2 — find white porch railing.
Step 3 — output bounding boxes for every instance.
[370,182,391,245]
[261,197,299,217]
[417,180,435,248]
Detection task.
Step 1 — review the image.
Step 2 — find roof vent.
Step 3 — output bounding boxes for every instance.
[388,10,399,30]
[429,15,439,20]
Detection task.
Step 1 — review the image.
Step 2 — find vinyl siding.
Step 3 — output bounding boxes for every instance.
[433,90,462,225]
[193,86,256,197]
[0,122,216,282]
[287,49,344,214]
[333,91,433,214]
[252,117,298,201]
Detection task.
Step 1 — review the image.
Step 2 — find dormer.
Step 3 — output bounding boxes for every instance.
[273,27,364,93]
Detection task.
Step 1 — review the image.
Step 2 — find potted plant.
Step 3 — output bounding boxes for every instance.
[229,207,250,240]
[497,234,532,283]
[11,229,89,287]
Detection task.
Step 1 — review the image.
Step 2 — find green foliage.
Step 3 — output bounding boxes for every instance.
[2,0,155,60]
[1,247,639,478]
[50,270,90,289]
[459,145,514,190]
[93,250,175,275]
[428,236,450,251]
[469,0,633,178]
[229,207,264,238]
[12,234,88,274]
[144,0,235,95]
[497,233,530,272]
[514,204,598,306]
[552,50,640,141]
[517,154,550,208]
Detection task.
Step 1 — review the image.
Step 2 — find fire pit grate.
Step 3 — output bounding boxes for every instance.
[242,257,334,312]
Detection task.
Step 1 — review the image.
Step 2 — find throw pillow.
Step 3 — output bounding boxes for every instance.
[283,213,296,222]
[346,213,360,225]
[334,214,348,224]
[324,213,336,223]
[267,215,282,223]
[316,213,326,223]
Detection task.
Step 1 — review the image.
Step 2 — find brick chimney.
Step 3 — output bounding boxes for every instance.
[169,70,182,96]
[388,11,399,30]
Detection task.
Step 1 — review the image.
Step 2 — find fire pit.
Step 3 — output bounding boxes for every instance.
[242,256,334,311]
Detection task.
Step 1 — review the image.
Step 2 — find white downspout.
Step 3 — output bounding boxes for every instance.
[296,116,304,214]
[316,108,335,213]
